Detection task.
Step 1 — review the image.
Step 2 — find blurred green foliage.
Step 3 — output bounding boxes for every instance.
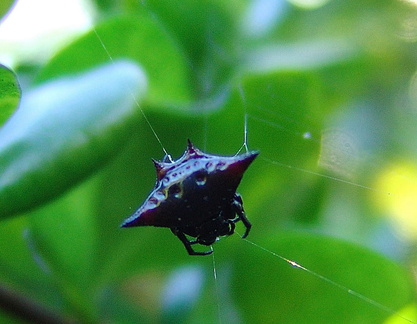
[0,64,20,126]
[1,0,417,323]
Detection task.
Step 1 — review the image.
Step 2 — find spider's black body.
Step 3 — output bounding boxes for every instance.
[121,140,258,255]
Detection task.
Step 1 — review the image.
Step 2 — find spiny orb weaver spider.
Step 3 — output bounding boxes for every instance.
[121,140,258,255]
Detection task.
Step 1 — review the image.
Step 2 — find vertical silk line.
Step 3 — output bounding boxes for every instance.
[243,112,249,153]
[92,28,173,162]
[211,249,223,324]
[237,83,249,154]
[203,113,209,152]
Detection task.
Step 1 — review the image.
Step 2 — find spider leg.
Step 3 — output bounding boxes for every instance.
[233,193,252,239]
[170,228,213,256]
[227,221,236,235]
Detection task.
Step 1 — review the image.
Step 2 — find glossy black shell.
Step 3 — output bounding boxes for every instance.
[121,140,258,238]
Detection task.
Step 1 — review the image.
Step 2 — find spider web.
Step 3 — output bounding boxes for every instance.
[97,50,415,324]
[202,97,415,323]
[1,1,415,323]
[92,14,416,324]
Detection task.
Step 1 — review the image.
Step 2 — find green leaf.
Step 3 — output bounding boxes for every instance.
[37,14,191,107]
[0,217,65,313]
[232,232,414,324]
[0,64,20,127]
[0,0,16,21]
[28,177,100,321]
[0,60,147,218]
[141,0,241,96]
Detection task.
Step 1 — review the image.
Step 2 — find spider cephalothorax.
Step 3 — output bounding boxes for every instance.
[121,140,258,255]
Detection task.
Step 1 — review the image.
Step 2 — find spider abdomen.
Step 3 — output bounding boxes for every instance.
[121,140,258,255]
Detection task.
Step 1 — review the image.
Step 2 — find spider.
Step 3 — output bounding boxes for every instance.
[121,140,258,255]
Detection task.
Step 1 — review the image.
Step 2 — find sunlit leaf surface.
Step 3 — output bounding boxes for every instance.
[0,61,147,217]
